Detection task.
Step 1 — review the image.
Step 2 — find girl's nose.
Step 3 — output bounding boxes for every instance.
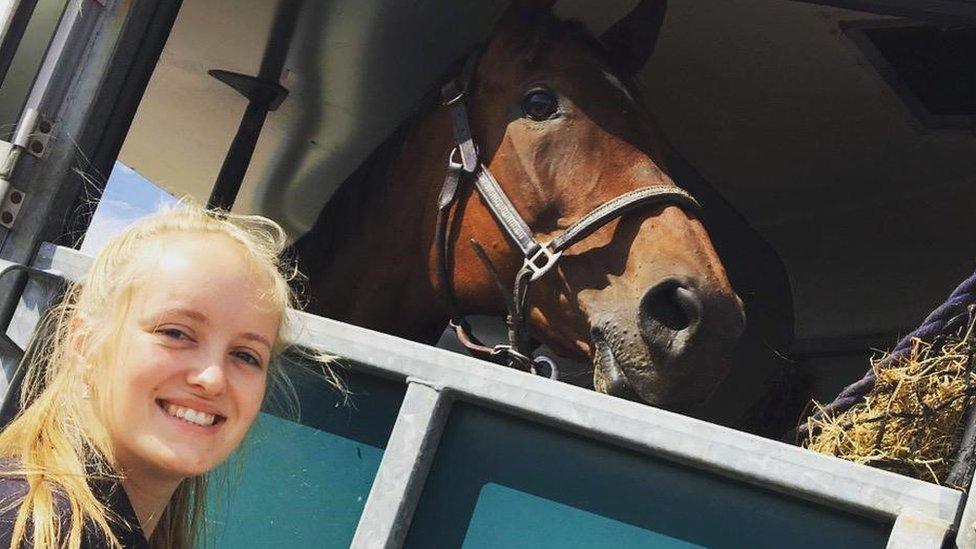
[188,361,227,396]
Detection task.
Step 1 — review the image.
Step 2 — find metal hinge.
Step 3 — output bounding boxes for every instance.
[0,108,51,229]
[12,107,53,159]
[0,187,25,229]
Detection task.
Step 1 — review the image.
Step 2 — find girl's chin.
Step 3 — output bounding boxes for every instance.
[133,445,224,480]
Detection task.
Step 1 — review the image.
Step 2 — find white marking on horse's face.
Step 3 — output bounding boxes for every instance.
[602,70,637,106]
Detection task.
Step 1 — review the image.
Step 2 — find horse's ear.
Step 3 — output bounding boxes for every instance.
[512,0,557,12]
[600,0,667,76]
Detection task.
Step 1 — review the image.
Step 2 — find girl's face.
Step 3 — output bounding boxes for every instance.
[98,234,279,483]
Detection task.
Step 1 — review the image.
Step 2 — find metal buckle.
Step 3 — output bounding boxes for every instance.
[448,146,463,170]
[524,242,562,281]
[491,345,534,371]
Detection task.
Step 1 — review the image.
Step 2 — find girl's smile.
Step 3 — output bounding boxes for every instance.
[157,398,225,427]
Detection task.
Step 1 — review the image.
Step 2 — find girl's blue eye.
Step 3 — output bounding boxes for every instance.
[234,351,262,368]
[159,328,188,340]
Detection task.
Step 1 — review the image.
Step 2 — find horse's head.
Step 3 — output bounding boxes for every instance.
[444,0,745,408]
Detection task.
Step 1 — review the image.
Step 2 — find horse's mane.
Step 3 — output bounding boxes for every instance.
[293,14,611,274]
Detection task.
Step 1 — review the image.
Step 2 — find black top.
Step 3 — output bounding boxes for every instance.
[0,470,149,548]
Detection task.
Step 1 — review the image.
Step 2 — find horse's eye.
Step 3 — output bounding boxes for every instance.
[522,89,558,121]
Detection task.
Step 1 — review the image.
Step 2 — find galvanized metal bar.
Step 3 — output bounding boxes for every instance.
[0,256,60,338]
[0,252,64,426]
[0,332,21,400]
[0,0,39,85]
[32,240,85,280]
[351,381,452,549]
[74,0,184,186]
[0,0,100,379]
[0,274,59,428]
[955,487,976,548]
[28,244,965,531]
[291,310,961,526]
[886,513,951,548]
[15,0,95,118]
[0,0,97,340]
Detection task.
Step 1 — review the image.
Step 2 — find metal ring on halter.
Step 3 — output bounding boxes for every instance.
[533,355,559,380]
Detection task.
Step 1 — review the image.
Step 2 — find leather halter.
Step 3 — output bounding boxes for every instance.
[435,51,702,378]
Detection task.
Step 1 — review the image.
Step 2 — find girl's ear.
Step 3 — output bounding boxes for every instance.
[66,314,87,356]
[66,314,94,377]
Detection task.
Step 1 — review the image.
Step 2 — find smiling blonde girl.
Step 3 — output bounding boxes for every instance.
[0,203,322,548]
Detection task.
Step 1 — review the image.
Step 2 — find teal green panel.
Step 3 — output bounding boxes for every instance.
[463,483,703,549]
[204,369,405,548]
[406,403,891,548]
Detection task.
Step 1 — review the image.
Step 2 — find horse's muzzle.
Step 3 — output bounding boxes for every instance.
[589,274,745,407]
[637,275,745,399]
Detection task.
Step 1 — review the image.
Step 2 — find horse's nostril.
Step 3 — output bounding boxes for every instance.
[639,278,702,333]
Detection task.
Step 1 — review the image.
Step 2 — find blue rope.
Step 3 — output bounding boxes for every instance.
[806,268,976,426]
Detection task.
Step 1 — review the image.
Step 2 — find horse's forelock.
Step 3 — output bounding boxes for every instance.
[517,15,616,74]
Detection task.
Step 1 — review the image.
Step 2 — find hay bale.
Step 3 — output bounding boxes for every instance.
[804,323,976,486]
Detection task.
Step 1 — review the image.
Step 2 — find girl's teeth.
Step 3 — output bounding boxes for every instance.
[164,403,216,426]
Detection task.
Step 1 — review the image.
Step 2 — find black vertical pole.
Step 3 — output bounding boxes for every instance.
[207,96,275,211]
[206,0,300,211]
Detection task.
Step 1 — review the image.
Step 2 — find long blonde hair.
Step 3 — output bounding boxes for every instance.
[0,203,320,549]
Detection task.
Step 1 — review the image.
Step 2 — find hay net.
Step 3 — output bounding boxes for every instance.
[804,315,976,488]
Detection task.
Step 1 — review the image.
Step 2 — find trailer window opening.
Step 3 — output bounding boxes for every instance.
[847,23,976,129]
[80,161,177,254]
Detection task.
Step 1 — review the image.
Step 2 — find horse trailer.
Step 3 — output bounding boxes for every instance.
[0,0,973,547]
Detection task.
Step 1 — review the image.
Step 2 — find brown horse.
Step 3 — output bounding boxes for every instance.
[294,0,791,423]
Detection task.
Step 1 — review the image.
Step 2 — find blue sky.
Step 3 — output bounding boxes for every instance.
[81,162,178,254]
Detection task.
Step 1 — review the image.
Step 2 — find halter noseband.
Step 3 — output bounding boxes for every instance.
[435,51,701,378]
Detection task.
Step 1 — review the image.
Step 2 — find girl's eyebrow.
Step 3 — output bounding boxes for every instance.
[240,332,273,351]
[153,308,209,323]
[143,307,209,325]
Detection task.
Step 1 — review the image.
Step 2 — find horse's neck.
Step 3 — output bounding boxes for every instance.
[304,112,452,343]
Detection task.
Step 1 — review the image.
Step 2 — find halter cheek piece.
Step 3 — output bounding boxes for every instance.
[435,51,701,379]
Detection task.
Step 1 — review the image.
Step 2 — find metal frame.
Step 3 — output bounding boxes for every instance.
[0,0,181,385]
[26,242,966,548]
[353,382,452,549]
